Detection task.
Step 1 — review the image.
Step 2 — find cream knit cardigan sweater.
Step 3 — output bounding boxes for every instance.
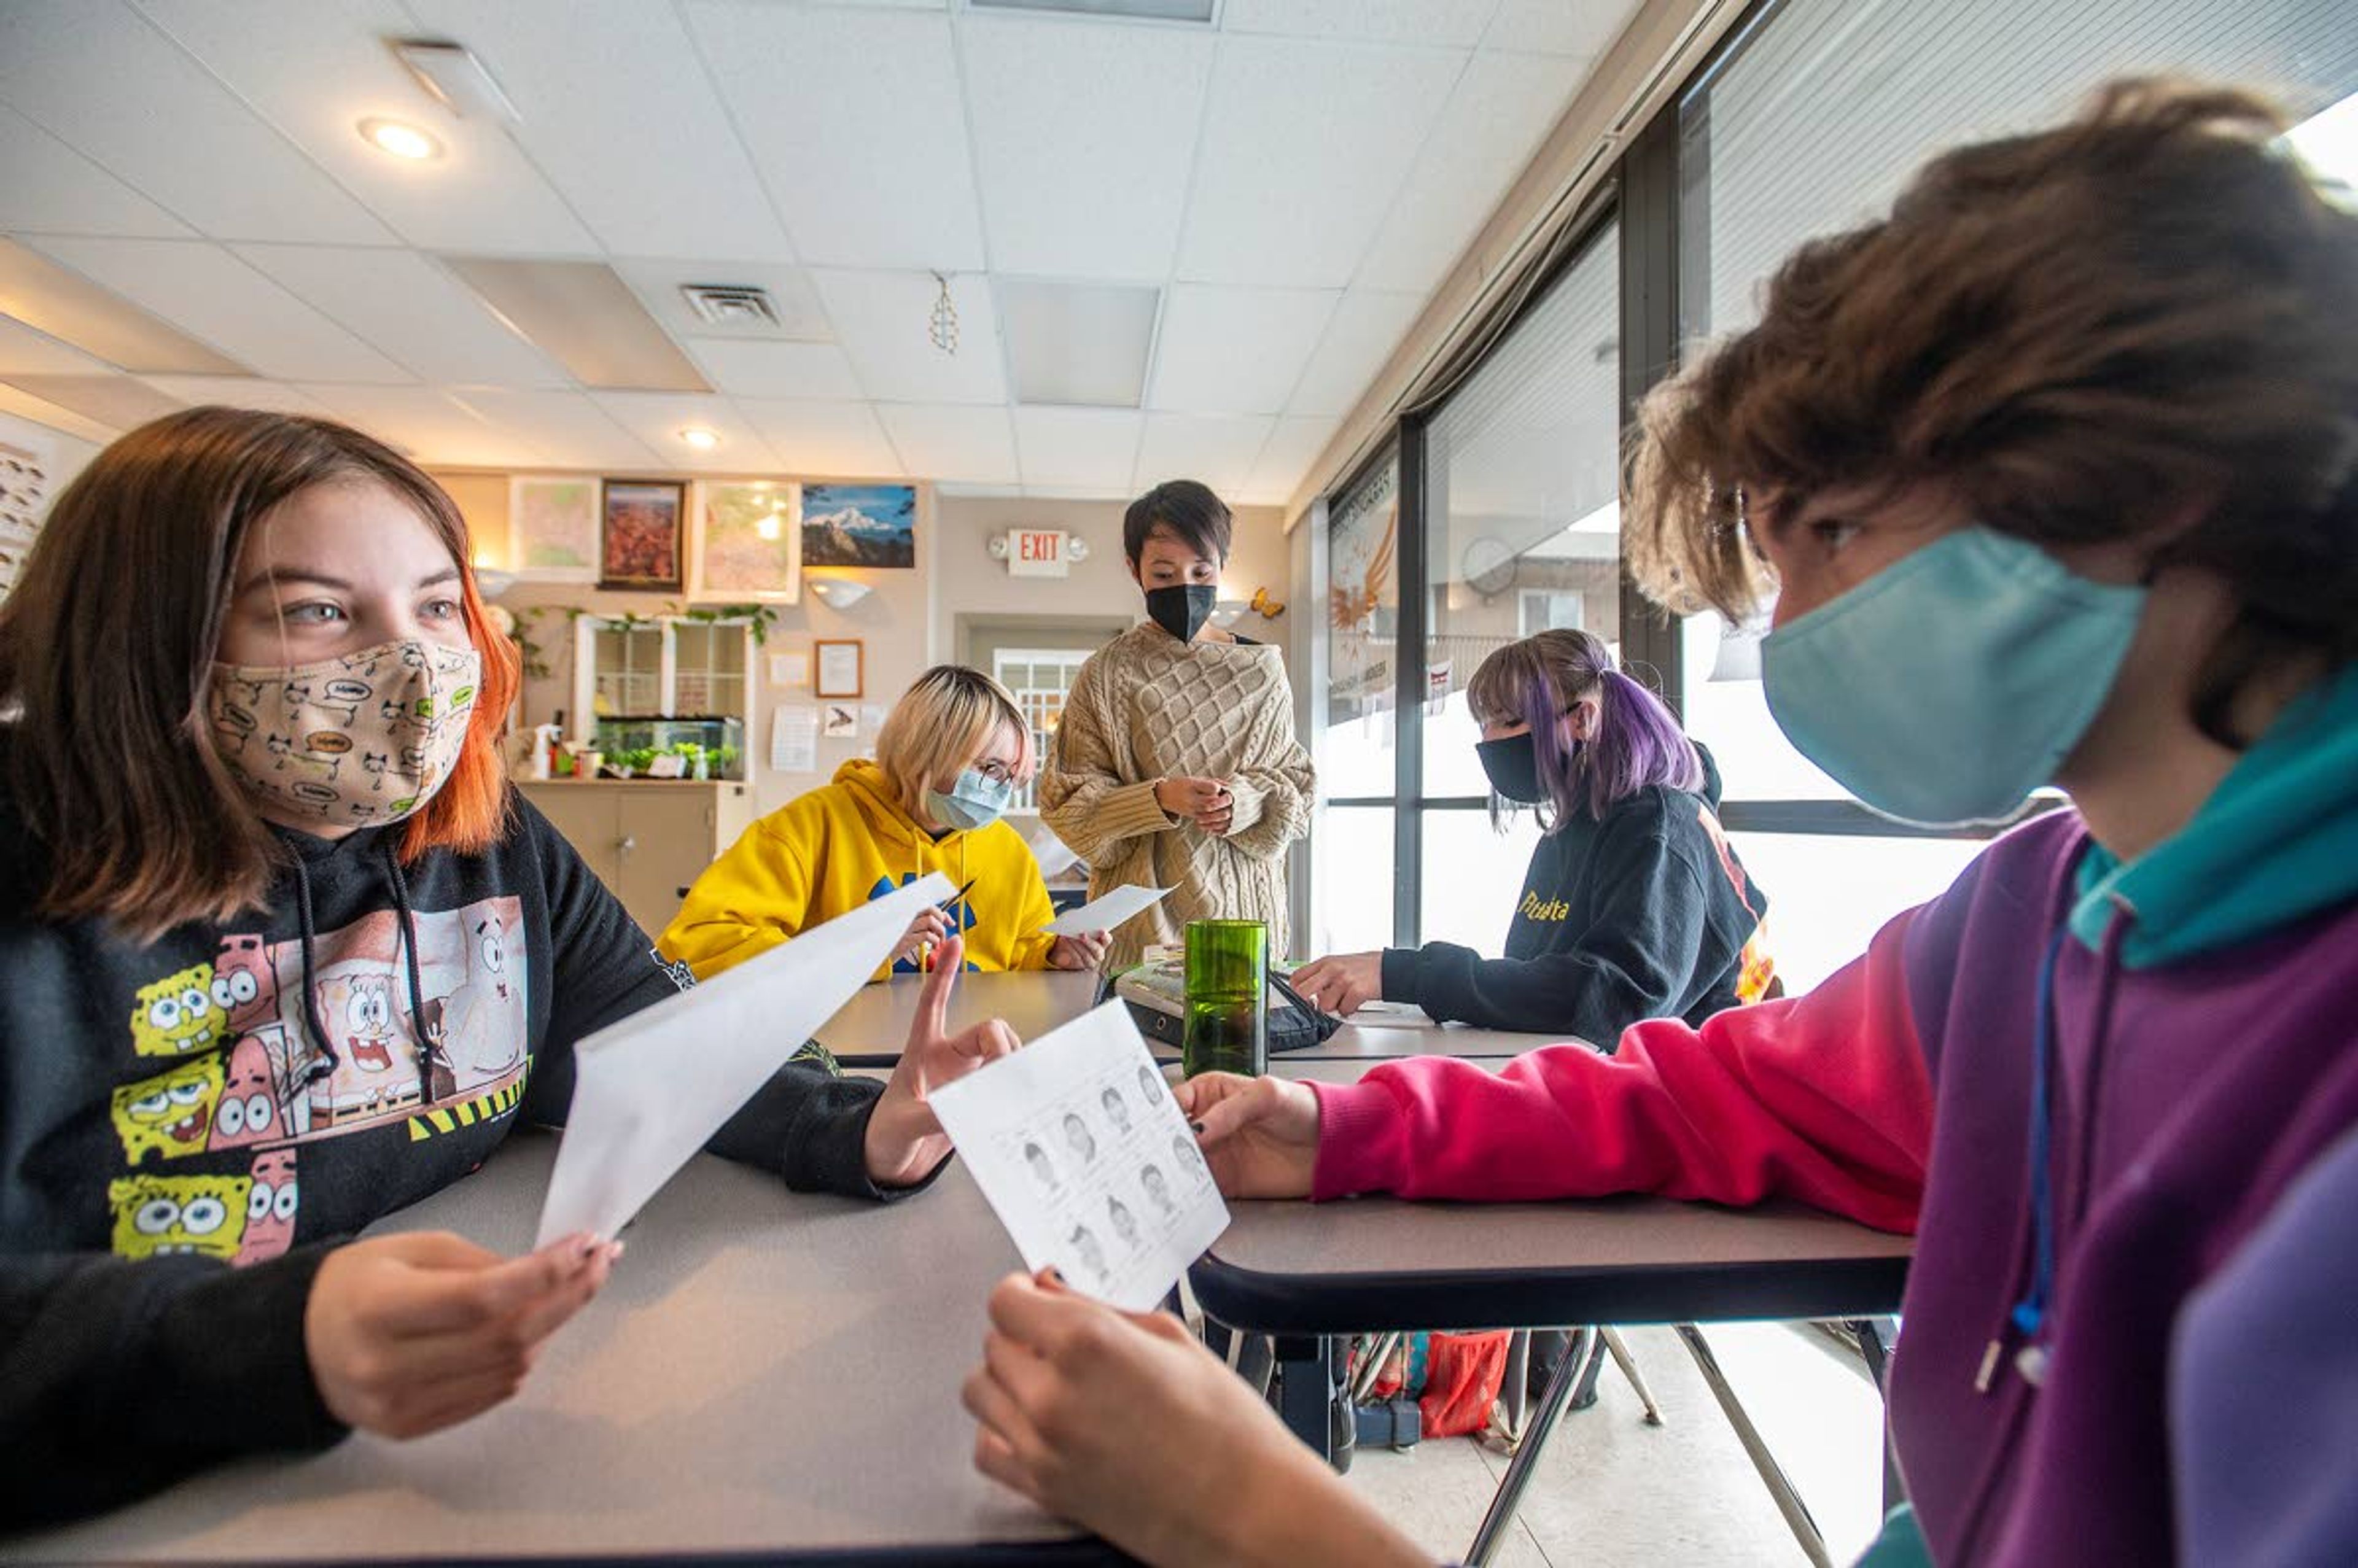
[1040,624,1315,971]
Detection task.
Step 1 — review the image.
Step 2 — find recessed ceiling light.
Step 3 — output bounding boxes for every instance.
[679,426,721,451]
[359,117,442,161]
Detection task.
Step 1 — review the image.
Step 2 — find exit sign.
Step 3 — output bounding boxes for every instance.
[1006,528,1070,578]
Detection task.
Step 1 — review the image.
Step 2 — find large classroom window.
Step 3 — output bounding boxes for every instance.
[1672,0,2358,988]
[1417,224,1620,956]
[1318,456,1400,955]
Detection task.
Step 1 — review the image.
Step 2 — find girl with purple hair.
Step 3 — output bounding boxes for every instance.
[1291,628,1774,1041]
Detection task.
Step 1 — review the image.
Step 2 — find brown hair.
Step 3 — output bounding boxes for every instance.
[873,664,1033,816]
[1627,79,2358,747]
[0,406,521,939]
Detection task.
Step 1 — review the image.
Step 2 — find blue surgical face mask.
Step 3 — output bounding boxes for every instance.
[1759,527,2147,827]
[926,767,1016,832]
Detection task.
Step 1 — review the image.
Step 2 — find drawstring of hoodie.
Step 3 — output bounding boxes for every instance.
[290,856,341,1087]
[286,842,436,1109]
[384,842,438,1110]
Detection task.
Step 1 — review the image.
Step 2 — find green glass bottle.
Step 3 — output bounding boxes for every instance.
[1181,919,1268,1079]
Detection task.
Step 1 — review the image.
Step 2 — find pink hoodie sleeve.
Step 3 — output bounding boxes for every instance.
[1307,904,1936,1234]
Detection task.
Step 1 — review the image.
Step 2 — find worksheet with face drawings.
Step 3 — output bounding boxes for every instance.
[929,1002,1228,1311]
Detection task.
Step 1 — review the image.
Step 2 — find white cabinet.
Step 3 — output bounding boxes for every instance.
[519,781,756,939]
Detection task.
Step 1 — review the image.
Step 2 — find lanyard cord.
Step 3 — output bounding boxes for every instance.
[2010,925,2071,1343]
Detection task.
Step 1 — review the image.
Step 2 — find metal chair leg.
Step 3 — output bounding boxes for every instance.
[1674,1324,1832,1568]
[1848,1318,1905,1518]
[1601,1327,1665,1426]
[1464,1327,1593,1567]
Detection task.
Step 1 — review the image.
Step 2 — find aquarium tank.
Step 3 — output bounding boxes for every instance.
[589,716,745,781]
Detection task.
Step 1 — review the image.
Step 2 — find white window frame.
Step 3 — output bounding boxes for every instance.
[572,616,754,737]
[991,646,1095,814]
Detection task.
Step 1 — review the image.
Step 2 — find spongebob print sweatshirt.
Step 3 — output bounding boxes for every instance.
[0,749,900,1527]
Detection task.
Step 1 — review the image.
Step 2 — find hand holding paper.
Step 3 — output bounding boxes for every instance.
[928,1003,1229,1311]
[1044,883,1170,938]
[535,872,954,1248]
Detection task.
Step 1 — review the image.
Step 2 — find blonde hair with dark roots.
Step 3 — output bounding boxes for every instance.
[873,664,1035,816]
[1625,79,2358,748]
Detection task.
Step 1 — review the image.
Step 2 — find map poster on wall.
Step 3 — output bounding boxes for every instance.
[801,483,916,570]
[601,479,685,591]
[692,479,801,602]
[507,475,599,582]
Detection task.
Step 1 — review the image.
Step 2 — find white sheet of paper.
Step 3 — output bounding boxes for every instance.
[1345,1000,1435,1028]
[535,872,953,1247]
[1027,829,1080,880]
[928,1003,1228,1311]
[1043,883,1170,936]
[771,704,819,773]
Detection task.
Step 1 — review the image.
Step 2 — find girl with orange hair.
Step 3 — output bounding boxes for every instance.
[0,408,1008,1525]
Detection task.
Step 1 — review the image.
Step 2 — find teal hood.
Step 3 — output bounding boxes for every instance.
[2072,663,2358,967]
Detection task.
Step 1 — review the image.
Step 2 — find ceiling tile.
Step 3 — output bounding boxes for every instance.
[1148,284,1337,414]
[0,382,119,443]
[877,403,1019,485]
[28,236,410,382]
[1356,49,1584,293]
[612,259,834,344]
[813,270,1005,406]
[960,17,1213,282]
[138,375,337,417]
[0,1,392,245]
[0,103,195,239]
[0,314,117,377]
[1014,406,1142,492]
[233,244,569,387]
[997,278,1158,408]
[590,390,780,472]
[686,340,865,402]
[1286,288,1425,416]
[440,257,709,392]
[132,0,598,256]
[405,0,796,262]
[1220,0,1496,48]
[1133,413,1274,496]
[1177,35,1463,288]
[1482,0,1641,56]
[735,398,903,479]
[0,238,249,373]
[1,372,185,430]
[1242,412,1340,502]
[687,3,984,271]
[296,383,513,465]
[443,387,661,471]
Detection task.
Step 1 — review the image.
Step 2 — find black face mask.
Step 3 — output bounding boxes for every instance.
[1146,583,1217,643]
[1475,732,1545,805]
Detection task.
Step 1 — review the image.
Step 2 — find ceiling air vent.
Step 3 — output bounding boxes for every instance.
[680,284,784,332]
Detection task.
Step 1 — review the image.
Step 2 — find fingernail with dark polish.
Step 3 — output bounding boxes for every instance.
[1189,1120,1206,1135]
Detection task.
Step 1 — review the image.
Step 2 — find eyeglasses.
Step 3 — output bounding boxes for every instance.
[973,759,1019,785]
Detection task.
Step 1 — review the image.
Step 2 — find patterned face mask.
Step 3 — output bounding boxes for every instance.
[209,638,482,828]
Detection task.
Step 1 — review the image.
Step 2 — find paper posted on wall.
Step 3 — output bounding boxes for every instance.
[535,872,954,1247]
[1043,883,1169,937]
[928,1003,1229,1311]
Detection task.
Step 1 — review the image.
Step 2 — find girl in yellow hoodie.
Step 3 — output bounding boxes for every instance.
[658,666,1110,983]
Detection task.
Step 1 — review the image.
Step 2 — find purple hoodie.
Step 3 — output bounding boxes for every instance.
[1890,813,2358,1561]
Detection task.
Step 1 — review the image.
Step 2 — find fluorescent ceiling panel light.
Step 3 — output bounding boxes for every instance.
[968,0,1216,20]
[2286,91,2358,200]
[1,373,184,431]
[441,257,710,393]
[0,241,249,376]
[997,278,1158,408]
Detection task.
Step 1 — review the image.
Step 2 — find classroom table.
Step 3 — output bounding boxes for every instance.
[6,1133,1127,1567]
[819,970,1557,1068]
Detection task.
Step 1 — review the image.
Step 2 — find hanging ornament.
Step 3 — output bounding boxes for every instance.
[928,272,960,357]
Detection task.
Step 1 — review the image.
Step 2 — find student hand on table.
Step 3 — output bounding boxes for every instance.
[865,934,1021,1187]
[1047,931,1111,971]
[1154,775,1232,834]
[1288,952,1382,1017]
[963,1269,1425,1568]
[1173,1073,1319,1198]
[305,1229,620,1440]
[892,904,956,969]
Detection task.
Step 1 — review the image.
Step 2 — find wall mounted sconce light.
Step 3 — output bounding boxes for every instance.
[809,578,873,611]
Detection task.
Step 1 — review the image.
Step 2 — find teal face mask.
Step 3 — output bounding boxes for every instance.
[1760,527,2147,827]
[926,768,1016,832]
